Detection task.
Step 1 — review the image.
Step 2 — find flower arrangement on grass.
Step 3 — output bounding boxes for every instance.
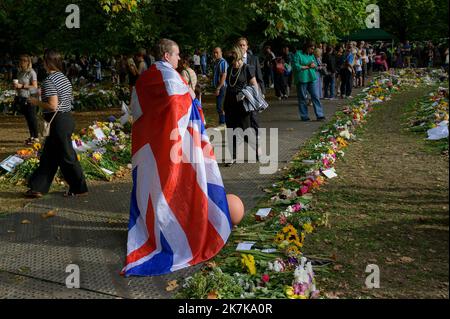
[176,68,447,299]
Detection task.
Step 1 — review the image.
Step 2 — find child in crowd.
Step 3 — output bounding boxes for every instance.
[354,54,363,87]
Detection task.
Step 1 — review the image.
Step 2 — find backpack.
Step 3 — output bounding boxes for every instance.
[275,58,285,74]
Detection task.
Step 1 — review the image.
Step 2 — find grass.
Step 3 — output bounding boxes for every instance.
[301,87,449,299]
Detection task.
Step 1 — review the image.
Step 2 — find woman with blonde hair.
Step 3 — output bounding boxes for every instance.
[14,54,39,145]
[223,46,259,165]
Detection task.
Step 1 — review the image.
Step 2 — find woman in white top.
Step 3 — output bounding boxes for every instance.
[14,54,39,145]
[193,50,201,74]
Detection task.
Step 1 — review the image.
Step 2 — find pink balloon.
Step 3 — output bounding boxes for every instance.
[226,194,245,225]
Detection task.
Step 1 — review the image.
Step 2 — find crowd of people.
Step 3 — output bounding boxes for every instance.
[0,37,449,197]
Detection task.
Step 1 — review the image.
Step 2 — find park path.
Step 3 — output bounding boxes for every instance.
[0,89,361,299]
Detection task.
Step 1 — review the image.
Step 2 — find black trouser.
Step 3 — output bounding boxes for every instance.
[225,100,257,161]
[28,112,88,194]
[274,73,287,97]
[340,73,353,97]
[19,97,39,139]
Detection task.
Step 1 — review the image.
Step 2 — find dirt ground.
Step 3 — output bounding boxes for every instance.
[303,87,449,299]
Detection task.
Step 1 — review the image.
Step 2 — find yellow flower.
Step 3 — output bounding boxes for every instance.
[287,232,300,243]
[283,224,296,234]
[293,240,303,248]
[286,245,300,256]
[241,254,256,275]
[92,152,102,162]
[275,233,285,243]
[32,143,41,151]
[303,223,314,234]
[285,286,296,299]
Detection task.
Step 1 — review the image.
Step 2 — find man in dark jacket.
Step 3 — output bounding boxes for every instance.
[237,37,265,94]
[237,37,265,159]
[322,46,337,99]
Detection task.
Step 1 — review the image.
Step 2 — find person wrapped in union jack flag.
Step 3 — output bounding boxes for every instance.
[122,39,233,276]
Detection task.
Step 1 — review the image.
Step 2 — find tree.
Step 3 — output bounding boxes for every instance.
[247,0,371,43]
[378,0,449,41]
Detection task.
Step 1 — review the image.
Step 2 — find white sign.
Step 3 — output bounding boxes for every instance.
[255,208,272,218]
[261,248,277,253]
[0,155,24,173]
[101,168,114,176]
[236,241,256,251]
[322,168,338,179]
[93,127,106,140]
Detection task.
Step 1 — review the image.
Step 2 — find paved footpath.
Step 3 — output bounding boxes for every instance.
[0,89,362,299]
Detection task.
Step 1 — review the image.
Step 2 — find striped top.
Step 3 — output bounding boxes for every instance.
[212,58,228,88]
[41,72,73,113]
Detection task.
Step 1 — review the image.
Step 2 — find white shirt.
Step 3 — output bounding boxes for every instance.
[243,53,248,64]
[193,55,200,66]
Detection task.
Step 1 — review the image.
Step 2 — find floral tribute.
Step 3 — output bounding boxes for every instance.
[177,68,447,299]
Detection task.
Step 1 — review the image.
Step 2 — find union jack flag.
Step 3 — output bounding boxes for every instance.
[122,61,232,276]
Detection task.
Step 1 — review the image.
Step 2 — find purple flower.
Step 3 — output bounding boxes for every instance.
[288,257,298,265]
[107,115,117,123]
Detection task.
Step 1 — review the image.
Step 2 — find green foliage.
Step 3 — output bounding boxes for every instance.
[248,0,371,43]
[1,0,445,56]
[175,267,244,299]
[378,0,449,41]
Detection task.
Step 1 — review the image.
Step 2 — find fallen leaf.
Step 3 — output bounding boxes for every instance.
[399,256,414,264]
[21,219,31,224]
[165,280,178,292]
[41,210,57,219]
[325,291,342,299]
[333,264,343,271]
[205,261,217,268]
[207,290,218,299]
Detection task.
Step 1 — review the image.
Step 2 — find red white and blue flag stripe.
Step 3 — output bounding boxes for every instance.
[122,61,232,276]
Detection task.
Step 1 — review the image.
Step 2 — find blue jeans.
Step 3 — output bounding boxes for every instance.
[323,75,335,98]
[201,63,207,75]
[315,71,323,98]
[216,86,226,124]
[296,81,325,120]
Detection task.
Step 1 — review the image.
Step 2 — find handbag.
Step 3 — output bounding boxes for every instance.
[41,111,58,137]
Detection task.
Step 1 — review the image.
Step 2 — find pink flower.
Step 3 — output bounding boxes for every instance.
[292,203,302,212]
[262,274,270,283]
[303,179,313,187]
[299,186,309,195]
[279,215,287,225]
